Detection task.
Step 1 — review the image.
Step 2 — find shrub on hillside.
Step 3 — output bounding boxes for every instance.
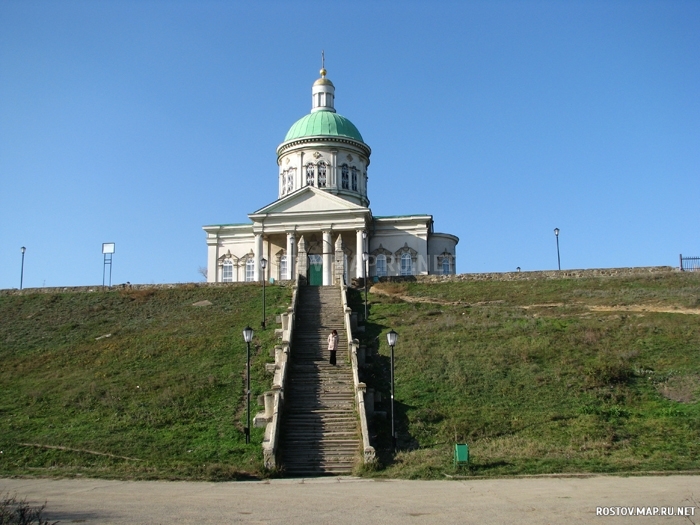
[584,359,634,388]
[0,494,57,525]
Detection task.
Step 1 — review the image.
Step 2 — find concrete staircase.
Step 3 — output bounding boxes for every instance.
[279,285,360,476]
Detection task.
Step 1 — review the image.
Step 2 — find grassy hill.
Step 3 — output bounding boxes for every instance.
[357,271,700,478]
[0,284,291,480]
[1,271,699,480]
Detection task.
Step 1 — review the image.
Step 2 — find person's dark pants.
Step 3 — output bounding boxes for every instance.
[329,350,336,365]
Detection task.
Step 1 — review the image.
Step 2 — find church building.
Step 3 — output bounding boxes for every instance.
[203,67,458,285]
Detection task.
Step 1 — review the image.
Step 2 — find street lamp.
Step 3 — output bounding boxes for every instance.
[242,325,254,444]
[260,258,267,329]
[386,329,398,452]
[554,228,561,271]
[20,247,26,290]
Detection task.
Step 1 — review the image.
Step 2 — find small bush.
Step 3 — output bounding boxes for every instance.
[585,360,634,387]
[0,494,57,525]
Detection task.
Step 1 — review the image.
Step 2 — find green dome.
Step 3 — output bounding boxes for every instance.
[284,110,364,143]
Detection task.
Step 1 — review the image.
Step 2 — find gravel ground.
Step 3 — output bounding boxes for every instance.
[1,474,699,524]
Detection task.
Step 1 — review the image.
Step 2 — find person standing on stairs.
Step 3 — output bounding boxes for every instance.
[327,329,339,366]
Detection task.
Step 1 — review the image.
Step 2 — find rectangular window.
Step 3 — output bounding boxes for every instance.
[351,168,358,191]
[376,255,387,277]
[318,163,327,187]
[222,262,233,282]
[280,256,287,280]
[400,254,412,276]
[245,259,255,282]
[442,258,451,275]
[341,165,349,189]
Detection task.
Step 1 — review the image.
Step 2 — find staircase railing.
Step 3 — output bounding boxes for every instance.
[260,275,299,469]
[339,281,376,464]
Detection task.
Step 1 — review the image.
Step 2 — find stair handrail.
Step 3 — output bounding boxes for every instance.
[339,281,376,464]
[262,273,299,469]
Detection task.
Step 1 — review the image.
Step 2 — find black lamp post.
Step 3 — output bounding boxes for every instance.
[242,325,254,444]
[260,258,267,329]
[386,329,398,452]
[20,246,26,290]
[554,228,561,271]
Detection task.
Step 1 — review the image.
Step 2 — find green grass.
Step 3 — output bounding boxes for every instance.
[0,284,291,480]
[2,273,700,480]
[358,272,700,478]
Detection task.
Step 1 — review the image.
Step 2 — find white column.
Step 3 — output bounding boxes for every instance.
[207,241,218,283]
[322,230,332,286]
[254,233,263,281]
[356,229,364,279]
[286,232,296,280]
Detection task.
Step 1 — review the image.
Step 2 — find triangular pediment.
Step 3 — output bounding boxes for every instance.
[250,186,367,216]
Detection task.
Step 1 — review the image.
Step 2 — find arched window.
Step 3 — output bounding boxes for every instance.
[442,257,451,275]
[306,163,315,186]
[400,253,412,276]
[341,164,349,189]
[222,260,233,282]
[351,167,358,191]
[286,169,294,193]
[280,255,287,280]
[245,259,255,282]
[317,162,327,187]
[376,254,387,277]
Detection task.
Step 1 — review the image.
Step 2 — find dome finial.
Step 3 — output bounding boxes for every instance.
[312,52,335,112]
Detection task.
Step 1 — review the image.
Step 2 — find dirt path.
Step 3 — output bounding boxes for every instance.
[2,475,698,524]
[369,287,700,315]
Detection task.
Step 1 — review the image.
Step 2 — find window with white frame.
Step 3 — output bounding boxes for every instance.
[442,257,451,275]
[222,260,233,282]
[306,163,315,186]
[286,170,294,193]
[400,253,412,276]
[351,167,358,191]
[376,254,387,277]
[341,164,349,189]
[318,162,327,187]
[245,258,255,282]
[280,255,287,280]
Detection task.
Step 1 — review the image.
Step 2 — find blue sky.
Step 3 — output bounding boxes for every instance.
[1,0,698,288]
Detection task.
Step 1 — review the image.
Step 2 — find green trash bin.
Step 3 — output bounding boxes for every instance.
[454,443,469,466]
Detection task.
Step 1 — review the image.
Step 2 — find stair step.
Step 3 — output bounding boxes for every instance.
[280,285,361,476]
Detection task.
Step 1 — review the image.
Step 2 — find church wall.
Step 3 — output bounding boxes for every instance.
[370,219,431,276]
[265,234,288,281]
[428,233,459,274]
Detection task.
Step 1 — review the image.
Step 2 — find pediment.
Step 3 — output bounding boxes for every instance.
[250,186,367,216]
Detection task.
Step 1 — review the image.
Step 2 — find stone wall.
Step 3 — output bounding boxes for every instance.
[353,266,678,287]
[1,266,682,296]
[0,280,294,296]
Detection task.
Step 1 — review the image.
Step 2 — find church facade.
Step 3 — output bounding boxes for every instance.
[203,68,458,285]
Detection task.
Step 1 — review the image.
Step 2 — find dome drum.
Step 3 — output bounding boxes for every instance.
[278,143,369,206]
